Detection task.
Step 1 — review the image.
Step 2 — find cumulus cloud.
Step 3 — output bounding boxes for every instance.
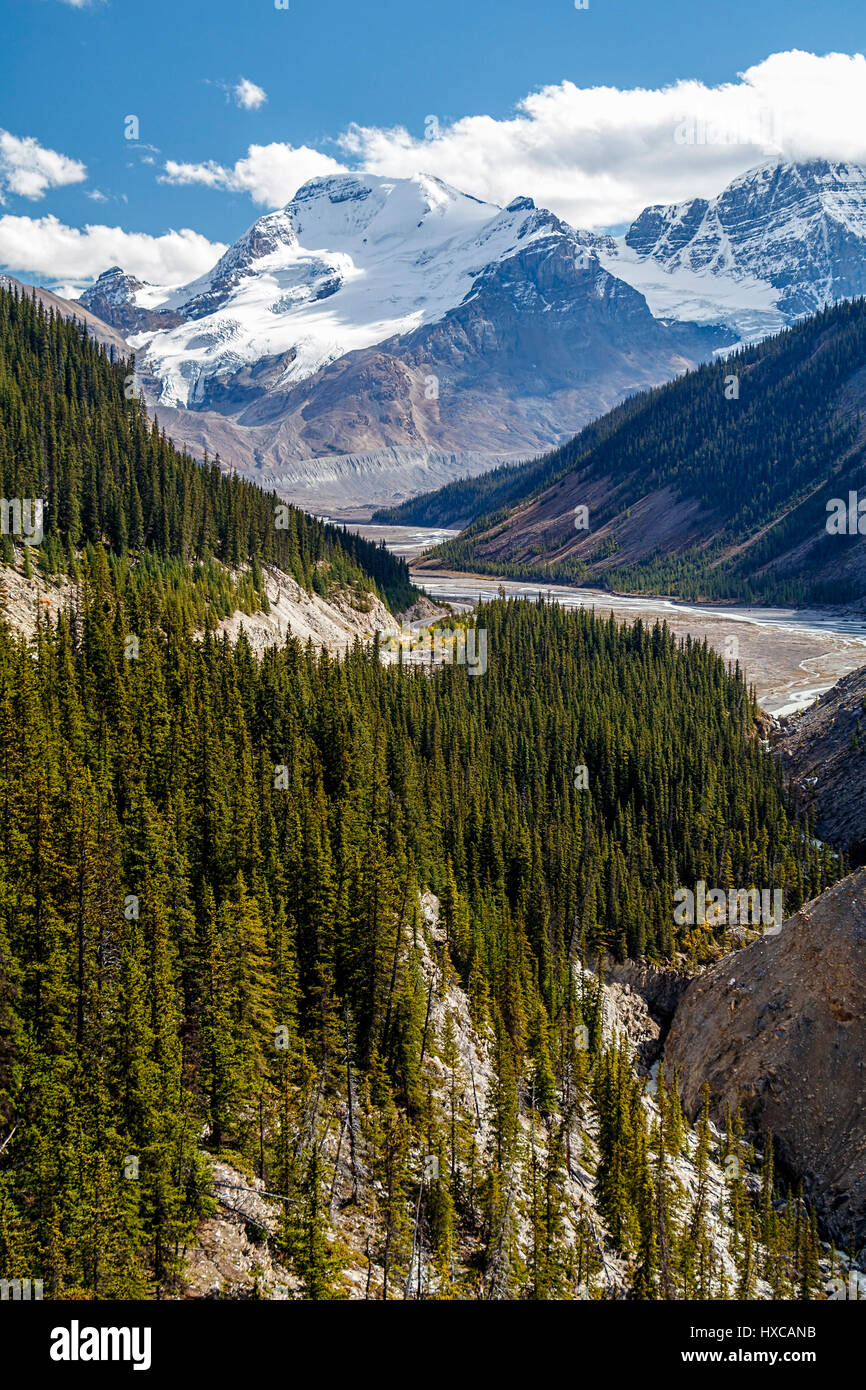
[11,48,863,294]
[154,52,866,228]
[0,131,87,202]
[0,215,225,289]
[162,142,346,206]
[234,79,268,111]
[333,50,866,227]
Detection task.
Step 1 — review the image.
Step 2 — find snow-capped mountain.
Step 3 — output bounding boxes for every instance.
[592,160,866,341]
[79,266,185,336]
[78,160,866,508]
[81,172,716,507]
[87,174,601,409]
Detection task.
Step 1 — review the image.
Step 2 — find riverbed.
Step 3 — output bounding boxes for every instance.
[415,573,866,718]
[344,523,866,717]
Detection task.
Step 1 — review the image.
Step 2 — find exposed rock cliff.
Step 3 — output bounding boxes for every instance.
[664,868,866,1247]
[776,664,866,858]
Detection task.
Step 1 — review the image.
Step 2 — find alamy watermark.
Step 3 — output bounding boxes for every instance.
[50,1322,152,1371]
[377,623,487,675]
[826,491,866,535]
[674,881,783,932]
[674,107,781,148]
[0,1277,43,1300]
[0,498,43,545]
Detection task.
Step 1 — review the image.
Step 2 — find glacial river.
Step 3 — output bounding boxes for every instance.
[420,573,866,718]
[346,523,866,719]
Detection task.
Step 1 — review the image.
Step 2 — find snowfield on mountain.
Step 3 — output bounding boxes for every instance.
[74,160,866,509]
[593,160,866,341]
[93,174,586,408]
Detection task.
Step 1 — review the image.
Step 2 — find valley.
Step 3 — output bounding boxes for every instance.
[4,102,866,1322]
[346,522,866,718]
[406,569,866,717]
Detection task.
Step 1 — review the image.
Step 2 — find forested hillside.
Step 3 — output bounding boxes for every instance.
[0,578,839,1296]
[0,285,416,615]
[416,300,866,605]
[0,280,848,1301]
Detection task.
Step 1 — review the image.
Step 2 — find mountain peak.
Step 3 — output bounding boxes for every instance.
[291,172,374,205]
[129,172,571,408]
[80,264,148,315]
[86,265,141,293]
[593,157,866,339]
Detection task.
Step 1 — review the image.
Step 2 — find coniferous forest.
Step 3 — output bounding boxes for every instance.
[0,289,416,615]
[0,286,849,1301]
[411,299,866,606]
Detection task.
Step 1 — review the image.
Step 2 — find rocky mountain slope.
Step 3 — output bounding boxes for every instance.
[78,265,184,336]
[176,891,860,1299]
[593,160,866,342]
[78,173,722,508]
[664,868,866,1249]
[776,665,866,858]
[0,548,413,654]
[253,446,512,514]
[419,297,866,605]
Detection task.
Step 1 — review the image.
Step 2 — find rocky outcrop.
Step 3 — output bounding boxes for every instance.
[0,561,73,640]
[776,664,866,857]
[0,554,400,659]
[605,958,696,1029]
[180,1159,296,1299]
[79,266,183,335]
[211,564,395,656]
[597,976,662,1069]
[663,869,866,1247]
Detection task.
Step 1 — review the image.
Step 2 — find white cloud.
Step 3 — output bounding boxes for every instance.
[162,142,346,205]
[10,47,864,297]
[0,130,87,202]
[0,215,225,289]
[234,79,268,112]
[335,49,866,228]
[154,51,866,228]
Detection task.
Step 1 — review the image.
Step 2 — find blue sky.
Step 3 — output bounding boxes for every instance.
[2,0,865,288]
